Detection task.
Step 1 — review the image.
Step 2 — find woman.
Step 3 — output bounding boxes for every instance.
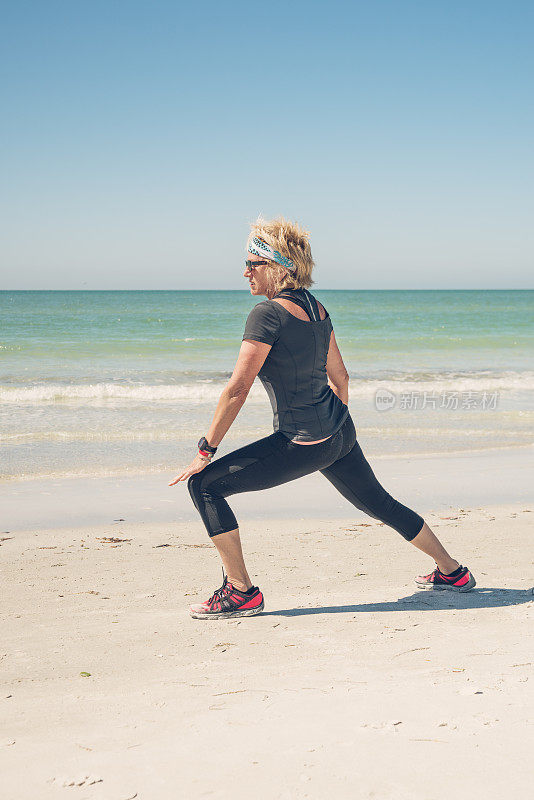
[169,217,476,619]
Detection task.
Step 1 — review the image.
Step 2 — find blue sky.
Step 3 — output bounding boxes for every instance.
[1,0,533,289]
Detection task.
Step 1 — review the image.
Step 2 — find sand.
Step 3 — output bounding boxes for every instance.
[2,486,533,799]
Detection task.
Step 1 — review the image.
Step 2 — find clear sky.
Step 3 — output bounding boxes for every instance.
[1,0,533,289]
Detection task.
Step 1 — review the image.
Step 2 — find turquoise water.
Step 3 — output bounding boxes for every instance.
[1,290,533,479]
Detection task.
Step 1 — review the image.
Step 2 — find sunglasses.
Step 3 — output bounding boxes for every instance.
[245,259,270,270]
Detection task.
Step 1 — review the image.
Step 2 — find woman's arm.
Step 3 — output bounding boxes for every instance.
[326,331,350,405]
[328,377,349,405]
[168,339,272,485]
[169,339,271,485]
[204,385,249,448]
[205,339,272,447]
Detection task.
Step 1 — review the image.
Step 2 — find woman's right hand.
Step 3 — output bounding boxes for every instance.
[168,453,212,486]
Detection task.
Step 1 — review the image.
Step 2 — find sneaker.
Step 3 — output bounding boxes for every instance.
[189,573,264,620]
[415,565,476,592]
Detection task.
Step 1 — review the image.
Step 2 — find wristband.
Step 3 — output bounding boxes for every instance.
[198,436,217,455]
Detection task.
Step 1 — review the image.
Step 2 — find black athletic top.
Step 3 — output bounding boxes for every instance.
[242,288,349,442]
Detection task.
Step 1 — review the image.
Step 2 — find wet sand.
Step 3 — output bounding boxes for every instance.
[2,444,533,532]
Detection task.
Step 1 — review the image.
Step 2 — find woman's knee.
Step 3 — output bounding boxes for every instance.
[187,473,205,507]
[188,473,221,509]
[403,515,425,542]
[377,497,425,542]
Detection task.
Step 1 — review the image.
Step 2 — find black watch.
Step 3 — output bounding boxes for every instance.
[198,436,217,454]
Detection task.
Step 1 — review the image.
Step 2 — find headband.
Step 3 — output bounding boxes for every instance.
[248,236,295,273]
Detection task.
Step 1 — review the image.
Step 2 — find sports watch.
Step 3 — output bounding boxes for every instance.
[198,436,217,456]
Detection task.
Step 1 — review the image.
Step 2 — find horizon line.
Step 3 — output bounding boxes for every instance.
[1,287,533,292]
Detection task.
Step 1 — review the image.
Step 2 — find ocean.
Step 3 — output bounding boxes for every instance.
[1,290,533,480]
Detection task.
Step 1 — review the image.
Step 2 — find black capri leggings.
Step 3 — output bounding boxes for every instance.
[187,414,424,542]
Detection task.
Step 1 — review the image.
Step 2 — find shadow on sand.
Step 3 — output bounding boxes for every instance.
[262,587,533,617]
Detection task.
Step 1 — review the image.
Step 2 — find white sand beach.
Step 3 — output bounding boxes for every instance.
[2,448,533,799]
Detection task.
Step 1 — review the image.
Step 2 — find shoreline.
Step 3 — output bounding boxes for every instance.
[2,444,532,533]
[2,439,533,485]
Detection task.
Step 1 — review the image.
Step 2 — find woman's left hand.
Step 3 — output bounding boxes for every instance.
[168,454,212,486]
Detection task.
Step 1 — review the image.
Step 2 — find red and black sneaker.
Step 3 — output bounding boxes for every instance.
[189,573,264,620]
[415,565,476,592]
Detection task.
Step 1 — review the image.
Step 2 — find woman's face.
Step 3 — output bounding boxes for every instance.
[244,255,272,297]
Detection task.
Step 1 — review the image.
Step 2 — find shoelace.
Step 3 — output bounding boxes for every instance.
[206,568,233,607]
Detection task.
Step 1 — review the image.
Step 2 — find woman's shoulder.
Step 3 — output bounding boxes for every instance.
[242,300,282,345]
[248,299,283,318]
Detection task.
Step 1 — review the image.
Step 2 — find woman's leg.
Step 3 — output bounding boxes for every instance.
[209,527,252,591]
[409,522,459,574]
[187,429,346,586]
[320,437,459,572]
[320,438,425,540]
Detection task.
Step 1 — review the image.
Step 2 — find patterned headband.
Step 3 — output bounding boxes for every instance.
[248,236,295,273]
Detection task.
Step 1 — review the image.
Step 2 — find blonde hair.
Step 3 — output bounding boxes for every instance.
[247,216,315,296]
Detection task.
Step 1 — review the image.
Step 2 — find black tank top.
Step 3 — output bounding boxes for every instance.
[242,288,349,442]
